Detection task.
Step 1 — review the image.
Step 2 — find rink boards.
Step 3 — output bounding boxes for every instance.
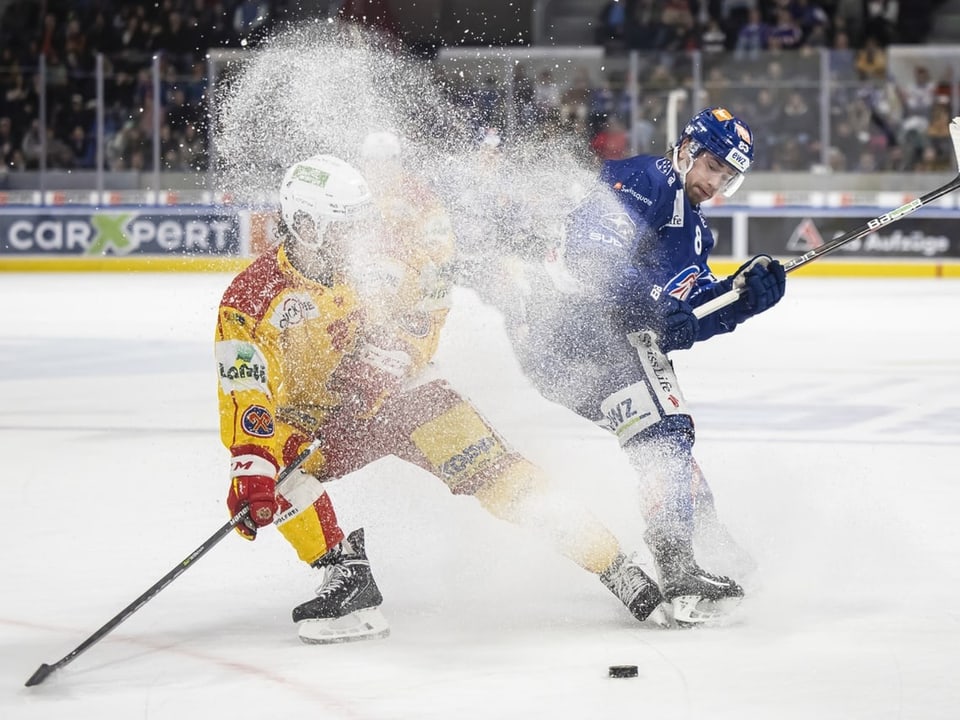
[2,204,960,277]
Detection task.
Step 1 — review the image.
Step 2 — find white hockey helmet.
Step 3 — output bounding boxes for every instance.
[279,154,373,247]
[360,130,402,162]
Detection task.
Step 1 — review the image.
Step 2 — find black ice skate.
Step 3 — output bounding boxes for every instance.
[599,552,666,625]
[651,539,744,626]
[292,528,389,644]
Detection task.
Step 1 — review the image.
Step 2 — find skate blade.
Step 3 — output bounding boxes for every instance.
[669,595,742,627]
[645,604,671,628]
[297,607,390,644]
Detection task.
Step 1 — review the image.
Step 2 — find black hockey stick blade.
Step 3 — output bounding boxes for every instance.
[24,437,323,687]
[25,663,54,687]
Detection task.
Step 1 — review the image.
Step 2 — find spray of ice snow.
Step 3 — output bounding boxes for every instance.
[212,21,598,260]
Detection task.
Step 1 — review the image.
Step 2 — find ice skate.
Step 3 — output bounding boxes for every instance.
[659,561,744,626]
[648,536,743,626]
[292,528,390,644]
[599,552,666,625]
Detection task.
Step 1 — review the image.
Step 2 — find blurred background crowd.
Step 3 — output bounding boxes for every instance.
[0,0,954,177]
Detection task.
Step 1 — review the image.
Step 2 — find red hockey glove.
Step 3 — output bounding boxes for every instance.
[226,455,278,540]
[328,341,413,417]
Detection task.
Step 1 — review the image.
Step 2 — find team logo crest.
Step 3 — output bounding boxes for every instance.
[665,266,701,301]
[241,405,275,437]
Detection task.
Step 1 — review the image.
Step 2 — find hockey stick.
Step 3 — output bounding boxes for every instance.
[693,116,960,320]
[24,437,324,687]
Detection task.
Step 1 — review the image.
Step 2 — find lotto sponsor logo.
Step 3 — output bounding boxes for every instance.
[215,340,270,395]
[241,405,275,437]
[220,360,267,384]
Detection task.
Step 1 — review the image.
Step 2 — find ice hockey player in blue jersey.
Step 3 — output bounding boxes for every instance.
[505,107,786,625]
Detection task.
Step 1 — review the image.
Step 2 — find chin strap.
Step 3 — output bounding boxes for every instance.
[672,144,694,192]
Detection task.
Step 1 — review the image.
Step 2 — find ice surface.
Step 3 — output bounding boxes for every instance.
[2,272,959,719]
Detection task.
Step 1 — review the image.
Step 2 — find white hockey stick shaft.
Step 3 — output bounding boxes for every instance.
[694,116,960,320]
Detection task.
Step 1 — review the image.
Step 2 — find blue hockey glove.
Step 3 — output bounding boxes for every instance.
[731,255,786,320]
[652,296,699,354]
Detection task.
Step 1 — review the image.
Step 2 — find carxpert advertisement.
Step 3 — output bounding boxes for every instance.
[0,208,243,257]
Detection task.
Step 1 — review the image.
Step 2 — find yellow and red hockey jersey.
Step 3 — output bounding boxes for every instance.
[216,190,455,476]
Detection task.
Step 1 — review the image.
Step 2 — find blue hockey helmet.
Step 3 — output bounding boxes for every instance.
[677,107,754,196]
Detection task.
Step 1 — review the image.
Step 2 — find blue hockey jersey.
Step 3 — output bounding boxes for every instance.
[561,154,738,341]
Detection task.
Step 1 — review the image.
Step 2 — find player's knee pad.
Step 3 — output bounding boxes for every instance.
[274,468,342,565]
[405,387,520,496]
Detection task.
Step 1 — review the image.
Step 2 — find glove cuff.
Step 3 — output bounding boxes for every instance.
[230,448,278,479]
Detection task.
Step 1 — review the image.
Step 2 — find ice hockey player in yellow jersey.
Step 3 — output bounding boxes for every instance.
[216,152,664,643]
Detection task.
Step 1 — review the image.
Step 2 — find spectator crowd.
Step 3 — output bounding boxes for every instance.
[0,0,302,173]
[0,0,954,177]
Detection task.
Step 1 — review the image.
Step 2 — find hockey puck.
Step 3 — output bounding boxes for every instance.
[608,665,638,678]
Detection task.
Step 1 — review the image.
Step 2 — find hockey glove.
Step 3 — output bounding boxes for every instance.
[328,341,413,417]
[730,255,786,320]
[651,296,699,354]
[227,473,277,541]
